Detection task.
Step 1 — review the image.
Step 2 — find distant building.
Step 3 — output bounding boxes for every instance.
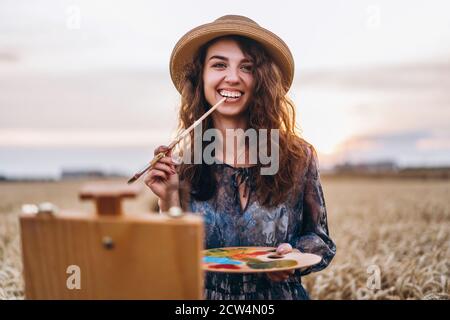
[61,170,106,179]
[60,169,126,180]
[334,161,399,174]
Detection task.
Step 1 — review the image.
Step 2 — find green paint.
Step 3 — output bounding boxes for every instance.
[247,259,298,270]
[241,257,261,263]
[204,248,298,272]
[204,248,228,257]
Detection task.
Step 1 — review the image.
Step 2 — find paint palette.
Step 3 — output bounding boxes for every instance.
[202,247,321,273]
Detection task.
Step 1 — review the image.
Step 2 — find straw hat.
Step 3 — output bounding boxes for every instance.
[169,15,295,94]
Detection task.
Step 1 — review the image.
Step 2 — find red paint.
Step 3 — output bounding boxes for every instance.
[248,250,270,256]
[231,251,268,260]
[210,264,241,270]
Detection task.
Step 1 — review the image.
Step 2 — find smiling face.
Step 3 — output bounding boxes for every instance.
[202,38,255,118]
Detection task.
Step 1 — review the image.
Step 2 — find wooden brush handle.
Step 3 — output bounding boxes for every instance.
[127,97,226,184]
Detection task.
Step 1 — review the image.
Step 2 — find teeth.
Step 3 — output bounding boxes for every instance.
[219,90,242,98]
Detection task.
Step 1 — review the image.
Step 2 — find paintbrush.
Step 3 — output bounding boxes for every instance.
[127,97,227,184]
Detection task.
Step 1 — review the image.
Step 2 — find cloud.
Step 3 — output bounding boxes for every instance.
[0,129,171,147]
[334,130,450,166]
[417,137,450,150]
[340,130,430,151]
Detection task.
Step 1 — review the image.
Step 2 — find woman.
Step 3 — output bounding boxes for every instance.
[145,15,336,300]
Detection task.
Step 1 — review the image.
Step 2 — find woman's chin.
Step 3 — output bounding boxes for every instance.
[216,105,247,118]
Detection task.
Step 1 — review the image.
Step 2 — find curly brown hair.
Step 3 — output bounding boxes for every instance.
[176,35,311,209]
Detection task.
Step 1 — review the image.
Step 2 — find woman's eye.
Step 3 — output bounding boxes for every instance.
[241,65,253,72]
[212,63,226,68]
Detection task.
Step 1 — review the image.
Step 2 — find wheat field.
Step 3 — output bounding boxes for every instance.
[0,177,448,300]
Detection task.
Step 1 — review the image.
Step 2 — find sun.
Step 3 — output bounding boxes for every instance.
[302,126,352,156]
[315,136,349,156]
[297,100,359,157]
[315,137,340,155]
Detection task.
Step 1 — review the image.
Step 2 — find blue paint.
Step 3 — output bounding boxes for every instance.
[203,256,242,265]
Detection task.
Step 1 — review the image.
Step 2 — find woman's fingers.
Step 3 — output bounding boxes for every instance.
[266,271,293,282]
[145,169,168,183]
[153,162,176,175]
[278,270,294,277]
[154,145,173,159]
[151,167,170,179]
[157,156,177,171]
[148,170,170,184]
[277,271,293,279]
[144,150,178,186]
[276,243,293,255]
[154,145,169,156]
[145,161,177,186]
[153,145,176,170]
[266,273,280,281]
[265,244,295,282]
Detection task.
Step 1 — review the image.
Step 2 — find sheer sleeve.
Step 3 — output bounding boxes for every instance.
[294,145,336,276]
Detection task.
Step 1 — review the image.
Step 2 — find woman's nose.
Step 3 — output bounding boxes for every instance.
[224,67,240,83]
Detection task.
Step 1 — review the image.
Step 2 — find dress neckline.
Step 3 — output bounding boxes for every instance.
[213,159,256,213]
[213,158,258,170]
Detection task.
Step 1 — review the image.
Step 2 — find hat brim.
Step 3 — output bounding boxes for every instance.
[170,19,295,94]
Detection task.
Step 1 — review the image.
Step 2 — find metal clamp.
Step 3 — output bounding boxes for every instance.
[165,206,184,219]
[21,202,58,216]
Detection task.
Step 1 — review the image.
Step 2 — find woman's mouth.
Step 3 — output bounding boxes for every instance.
[218,89,243,102]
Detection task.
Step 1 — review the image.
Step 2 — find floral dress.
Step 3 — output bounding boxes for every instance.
[188,144,336,300]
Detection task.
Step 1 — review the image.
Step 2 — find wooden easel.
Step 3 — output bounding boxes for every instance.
[19,183,204,299]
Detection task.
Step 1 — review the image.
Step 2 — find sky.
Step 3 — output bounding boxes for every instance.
[1,0,450,71]
[0,0,449,176]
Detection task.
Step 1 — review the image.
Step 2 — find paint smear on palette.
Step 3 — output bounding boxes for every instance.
[247,259,298,269]
[209,264,242,270]
[203,256,242,265]
[203,247,300,272]
[205,248,270,259]
[230,251,268,260]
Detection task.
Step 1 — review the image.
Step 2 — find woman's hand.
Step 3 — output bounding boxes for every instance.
[266,243,295,282]
[144,145,180,211]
